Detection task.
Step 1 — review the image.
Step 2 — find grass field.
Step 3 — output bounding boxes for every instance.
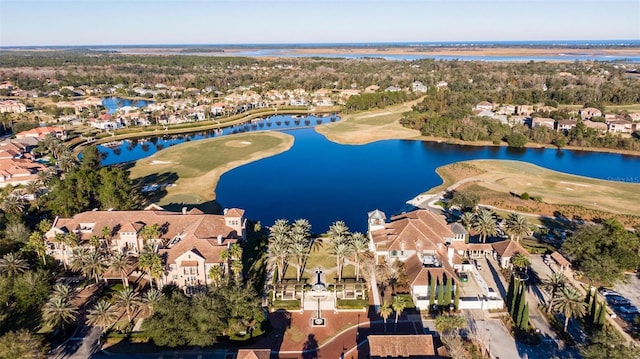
[315,98,423,144]
[128,131,293,207]
[425,160,640,225]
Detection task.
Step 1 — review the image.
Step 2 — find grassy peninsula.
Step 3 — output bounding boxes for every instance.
[128,131,293,209]
[428,160,640,227]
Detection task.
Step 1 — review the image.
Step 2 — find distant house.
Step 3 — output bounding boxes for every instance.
[531,117,555,129]
[384,86,402,92]
[556,119,578,132]
[580,107,602,120]
[0,100,27,113]
[436,81,448,90]
[516,105,534,116]
[607,119,633,133]
[582,120,608,133]
[629,112,640,122]
[15,126,67,140]
[496,104,516,115]
[473,101,494,112]
[412,81,428,93]
[365,85,380,93]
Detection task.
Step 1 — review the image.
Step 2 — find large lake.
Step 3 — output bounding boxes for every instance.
[98,115,640,233]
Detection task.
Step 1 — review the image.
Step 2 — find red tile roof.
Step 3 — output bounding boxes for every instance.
[368,335,436,357]
[236,349,271,359]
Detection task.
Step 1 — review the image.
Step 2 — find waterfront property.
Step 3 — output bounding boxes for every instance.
[368,208,528,310]
[44,206,246,290]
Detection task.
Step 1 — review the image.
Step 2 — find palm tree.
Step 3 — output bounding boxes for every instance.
[86,299,119,333]
[41,297,78,334]
[332,238,353,282]
[510,252,530,273]
[26,231,48,265]
[0,252,29,277]
[71,249,109,283]
[289,235,309,282]
[139,224,161,250]
[504,213,531,242]
[543,272,566,313]
[36,169,55,187]
[472,209,497,243]
[291,218,311,238]
[231,260,243,279]
[269,219,291,243]
[350,232,369,281]
[109,252,133,288]
[208,264,223,286]
[460,212,475,233]
[51,283,75,302]
[53,232,78,270]
[552,286,587,332]
[267,233,289,283]
[1,194,26,218]
[143,288,162,315]
[392,296,407,332]
[229,243,243,261]
[138,250,162,289]
[113,287,142,323]
[377,301,393,332]
[327,221,350,243]
[100,226,113,248]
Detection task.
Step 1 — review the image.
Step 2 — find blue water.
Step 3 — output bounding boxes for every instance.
[97,115,640,233]
[101,97,153,114]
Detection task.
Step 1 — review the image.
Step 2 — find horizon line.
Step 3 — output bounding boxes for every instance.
[2,39,640,49]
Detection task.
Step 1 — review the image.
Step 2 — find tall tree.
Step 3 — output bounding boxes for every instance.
[392,296,406,332]
[331,237,353,282]
[109,252,133,288]
[113,287,142,323]
[377,301,393,332]
[41,296,78,334]
[543,272,566,313]
[552,286,587,332]
[511,252,530,272]
[0,329,48,359]
[86,299,119,334]
[504,213,531,242]
[350,232,369,281]
[0,252,29,277]
[472,209,497,243]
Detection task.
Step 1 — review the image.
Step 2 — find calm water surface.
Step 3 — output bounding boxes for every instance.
[98,115,640,233]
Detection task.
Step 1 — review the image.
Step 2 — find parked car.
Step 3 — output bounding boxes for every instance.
[607,295,631,306]
[618,305,639,314]
[458,273,469,282]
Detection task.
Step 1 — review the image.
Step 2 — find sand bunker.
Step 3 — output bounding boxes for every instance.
[357,112,392,119]
[150,160,172,165]
[226,140,252,147]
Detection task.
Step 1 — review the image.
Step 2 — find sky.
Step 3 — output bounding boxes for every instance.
[1,0,639,46]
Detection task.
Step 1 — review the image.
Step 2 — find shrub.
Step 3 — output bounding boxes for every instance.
[520,192,530,200]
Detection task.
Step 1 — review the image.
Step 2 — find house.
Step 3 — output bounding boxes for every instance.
[496,105,516,115]
[45,206,246,291]
[607,119,633,133]
[368,209,465,310]
[531,117,555,129]
[436,81,448,90]
[580,107,602,120]
[412,81,428,93]
[473,101,494,112]
[0,100,27,113]
[384,86,402,92]
[0,158,46,187]
[490,240,528,268]
[629,112,640,122]
[368,335,445,358]
[15,126,67,140]
[556,119,578,132]
[365,85,380,93]
[516,105,534,116]
[582,120,608,133]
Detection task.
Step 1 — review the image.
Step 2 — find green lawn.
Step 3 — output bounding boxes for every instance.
[128,131,293,206]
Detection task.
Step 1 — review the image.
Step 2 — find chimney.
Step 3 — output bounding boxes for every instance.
[182,207,187,215]
[217,235,223,245]
[223,208,228,215]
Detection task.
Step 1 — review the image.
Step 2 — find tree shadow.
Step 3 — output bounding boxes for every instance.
[302,334,319,359]
[486,258,508,299]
